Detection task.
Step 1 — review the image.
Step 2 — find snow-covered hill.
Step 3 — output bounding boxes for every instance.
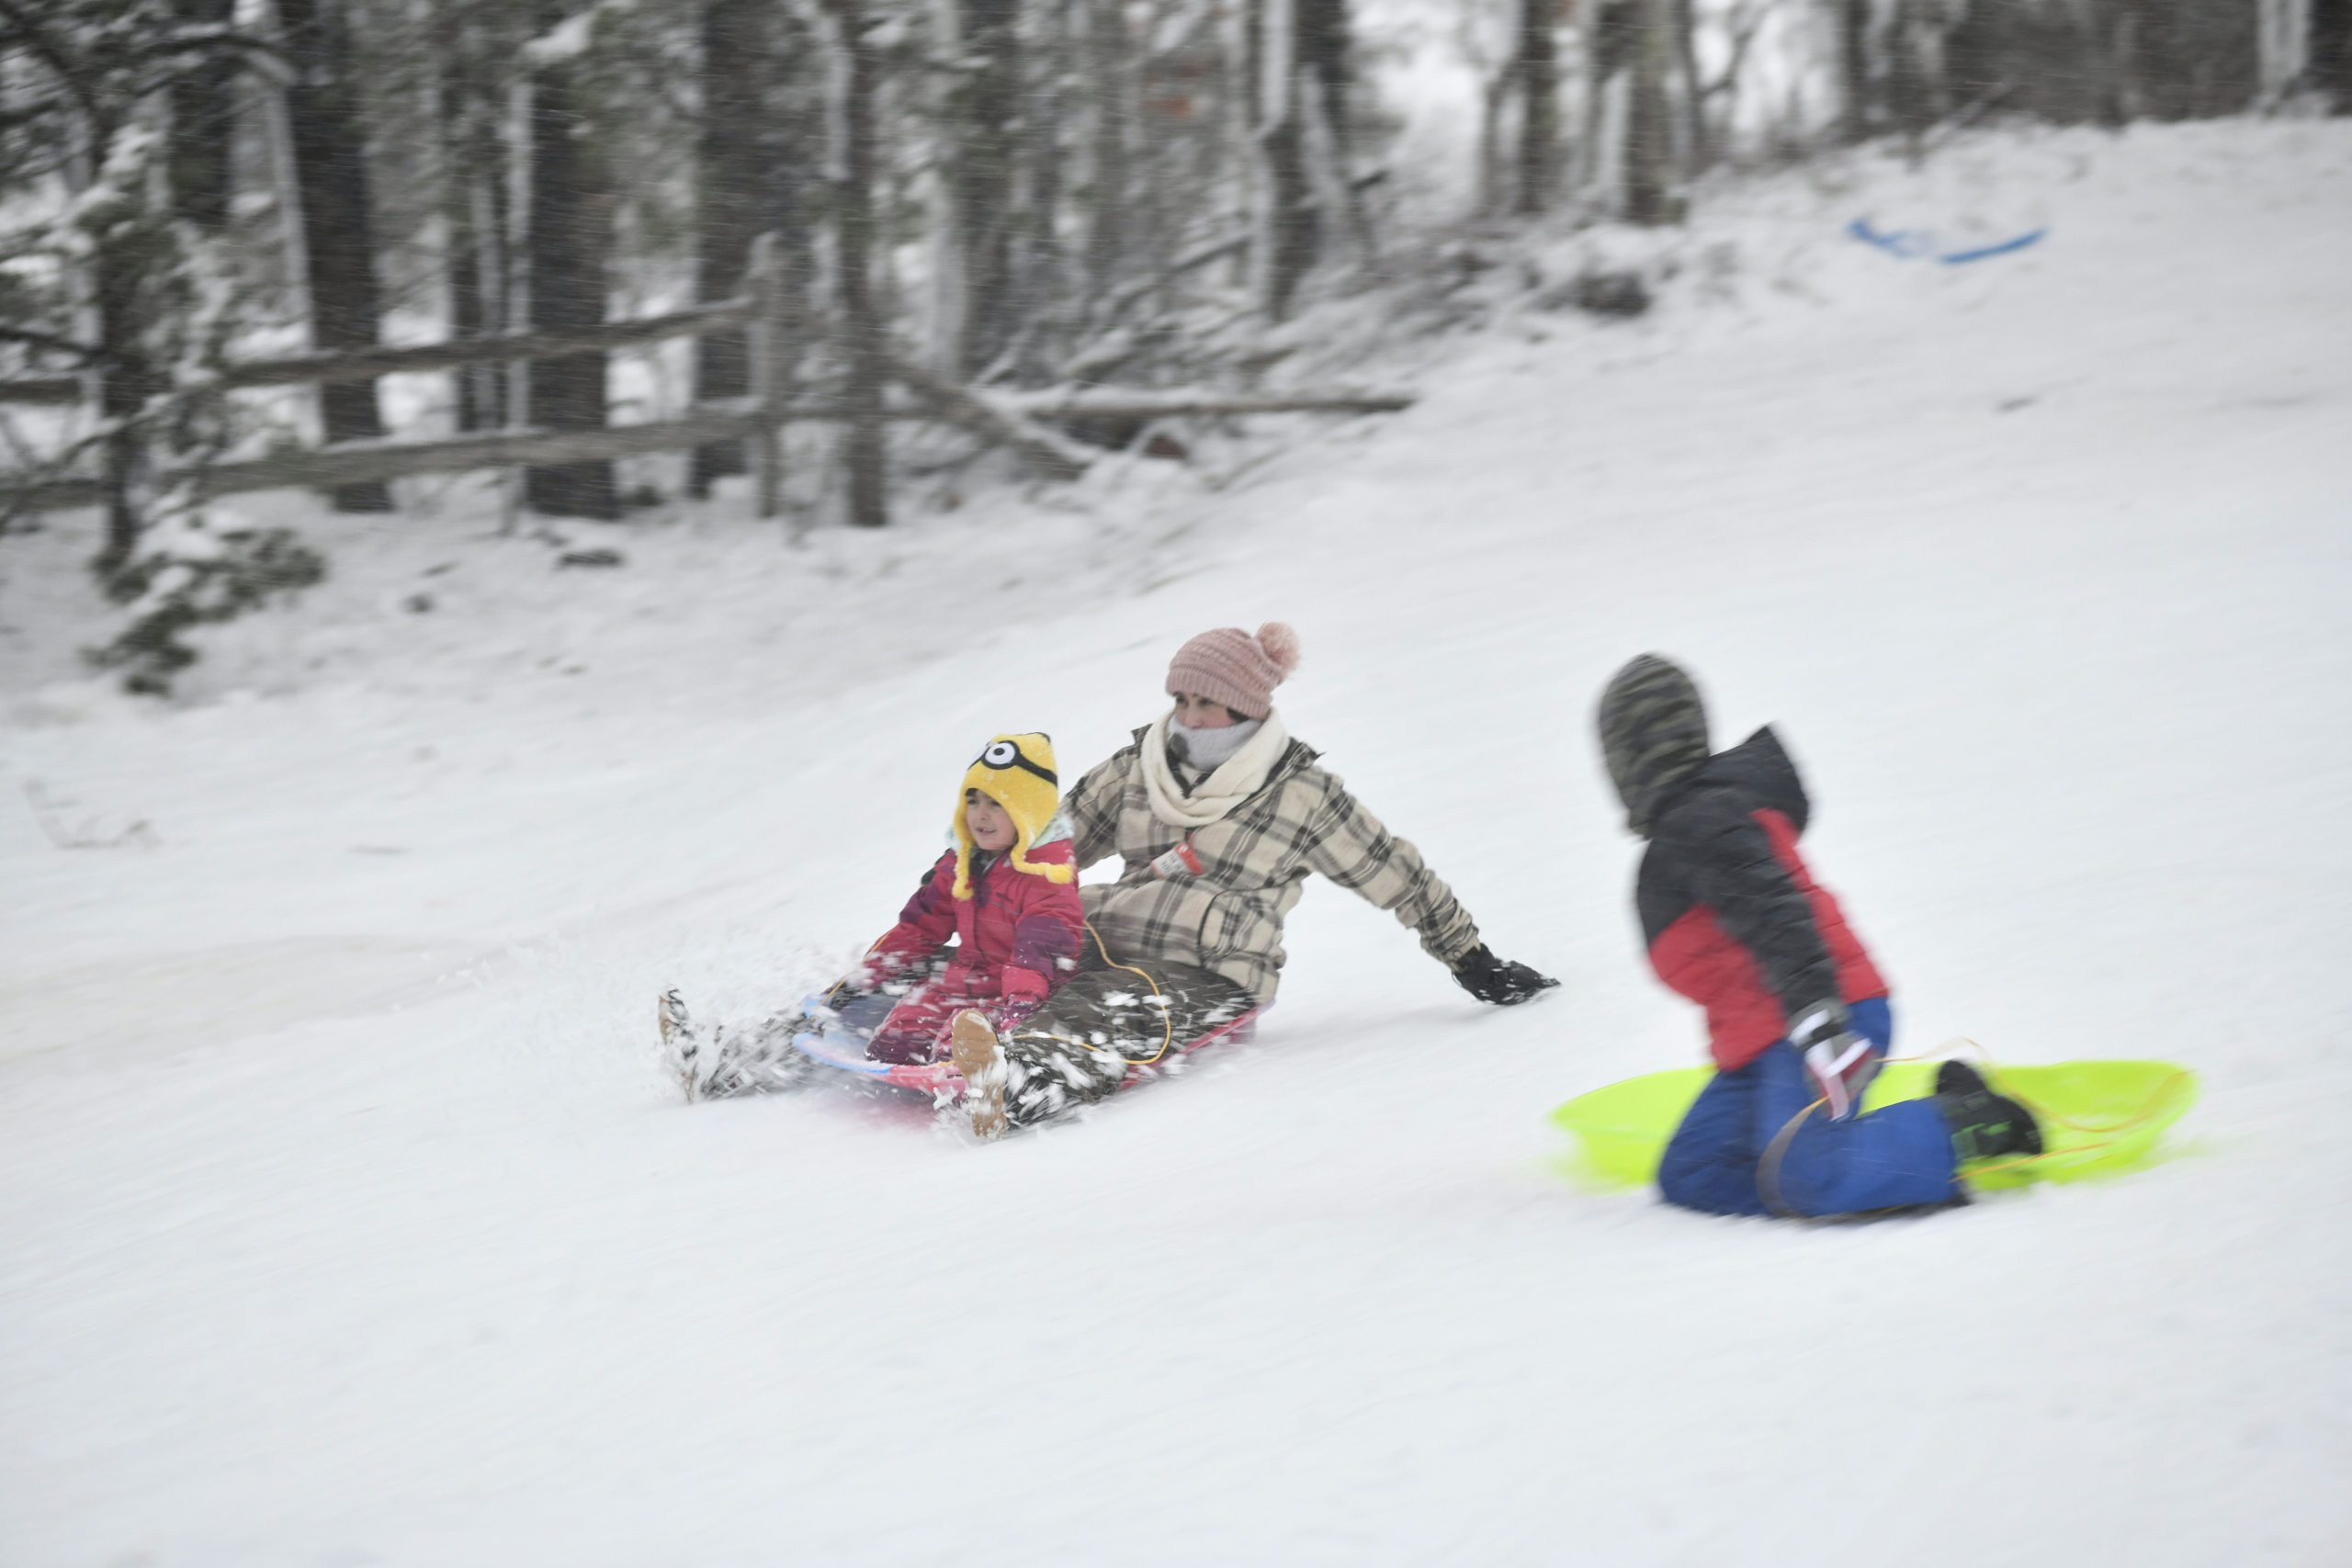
[4,119,2349,1566]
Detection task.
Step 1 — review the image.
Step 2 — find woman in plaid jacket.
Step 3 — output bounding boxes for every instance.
[951,623,1557,1137]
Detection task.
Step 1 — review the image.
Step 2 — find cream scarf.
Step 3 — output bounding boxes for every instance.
[1141,710,1292,829]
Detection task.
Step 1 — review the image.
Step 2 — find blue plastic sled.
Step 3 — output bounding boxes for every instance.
[1849,218,2046,265]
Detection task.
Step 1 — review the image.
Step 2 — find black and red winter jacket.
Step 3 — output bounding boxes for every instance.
[1634,727,1887,1071]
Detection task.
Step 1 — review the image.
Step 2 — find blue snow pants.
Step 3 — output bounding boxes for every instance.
[1656,999,1959,1218]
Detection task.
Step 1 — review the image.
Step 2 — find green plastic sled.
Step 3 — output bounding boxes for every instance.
[1551,1058,2198,1193]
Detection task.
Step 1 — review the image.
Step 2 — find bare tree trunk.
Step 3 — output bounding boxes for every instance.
[1250,0,1317,317]
[169,0,238,231]
[252,39,313,332]
[1885,0,1938,140]
[1944,0,2097,123]
[1477,65,1510,218]
[278,0,393,512]
[1240,0,1268,278]
[1299,0,1366,259]
[2108,0,2153,117]
[692,0,767,492]
[439,6,507,434]
[1514,0,1557,214]
[1623,0,1673,223]
[689,0,755,492]
[2318,0,2352,110]
[92,222,160,576]
[1298,0,1351,150]
[2114,0,2260,119]
[822,0,889,529]
[1671,0,1709,172]
[1082,0,1134,313]
[522,15,617,521]
[944,0,1021,377]
[1836,0,1873,142]
[1580,0,1634,193]
[1010,0,1069,377]
[449,177,507,434]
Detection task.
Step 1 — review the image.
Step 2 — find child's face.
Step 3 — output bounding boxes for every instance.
[965,789,1016,852]
[1171,692,1239,728]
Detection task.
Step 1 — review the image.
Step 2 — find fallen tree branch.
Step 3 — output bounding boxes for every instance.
[1091,167,1387,332]
[0,376,85,405]
[209,298,756,390]
[1013,391,1415,421]
[1095,232,1250,324]
[888,357,1093,481]
[1920,82,2017,156]
[0,323,104,364]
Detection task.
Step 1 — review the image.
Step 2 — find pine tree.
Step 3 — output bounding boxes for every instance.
[818,0,888,529]
[689,0,817,496]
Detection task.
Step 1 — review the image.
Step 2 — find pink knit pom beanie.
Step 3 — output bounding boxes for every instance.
[1165,622,1301,721]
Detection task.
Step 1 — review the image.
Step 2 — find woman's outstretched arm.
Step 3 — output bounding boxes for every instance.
[1300,778,1481,965]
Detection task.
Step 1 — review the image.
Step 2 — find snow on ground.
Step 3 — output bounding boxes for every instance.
[4,118,2350,1566]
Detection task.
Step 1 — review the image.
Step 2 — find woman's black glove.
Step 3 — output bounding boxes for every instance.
[1451,944,1560,1006]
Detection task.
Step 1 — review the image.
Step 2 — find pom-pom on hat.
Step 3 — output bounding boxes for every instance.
[1165,622,1301,721]
[954,732,1075,897]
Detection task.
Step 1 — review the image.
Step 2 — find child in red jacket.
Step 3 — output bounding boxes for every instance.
[673,732,1086,1101]
[847,732,1086,1066]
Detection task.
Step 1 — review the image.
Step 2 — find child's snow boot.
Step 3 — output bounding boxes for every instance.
[701,1026,754,1099]
[664,992,820,1100]
[1934,1060,2044,1163]
[659,989,702,1102]
[707,1010,822,1098]
[950,1009,1010,1141]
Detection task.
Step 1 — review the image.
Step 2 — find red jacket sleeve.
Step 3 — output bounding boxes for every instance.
[865,852,960,976]
[1002,845,1085,992]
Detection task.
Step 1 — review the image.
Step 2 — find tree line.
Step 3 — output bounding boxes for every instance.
[1,0,2339,568]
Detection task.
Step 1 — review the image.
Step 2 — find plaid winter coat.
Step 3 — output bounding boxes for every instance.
[1063,727,1482,1003]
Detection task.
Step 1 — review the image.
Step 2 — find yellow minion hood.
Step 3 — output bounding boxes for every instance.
[953,732,1076,898]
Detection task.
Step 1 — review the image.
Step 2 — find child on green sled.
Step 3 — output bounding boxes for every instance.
[1594,655,2041,1217]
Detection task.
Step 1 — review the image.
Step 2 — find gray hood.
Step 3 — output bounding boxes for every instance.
[1596,653,1711,839]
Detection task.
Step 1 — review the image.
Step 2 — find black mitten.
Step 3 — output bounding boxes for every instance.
[1451,944,1560,1006]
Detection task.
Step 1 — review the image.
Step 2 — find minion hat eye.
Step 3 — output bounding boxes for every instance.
[975,738,1057,785]
[952,731,1073,897]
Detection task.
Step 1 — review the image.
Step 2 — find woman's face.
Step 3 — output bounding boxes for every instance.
[1172,692,1239,729]
[964,789,1016,852]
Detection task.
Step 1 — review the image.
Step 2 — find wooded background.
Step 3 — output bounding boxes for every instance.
[1,0,2341,567]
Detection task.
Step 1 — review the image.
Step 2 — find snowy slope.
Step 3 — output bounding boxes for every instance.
[4,119,2349,1567]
